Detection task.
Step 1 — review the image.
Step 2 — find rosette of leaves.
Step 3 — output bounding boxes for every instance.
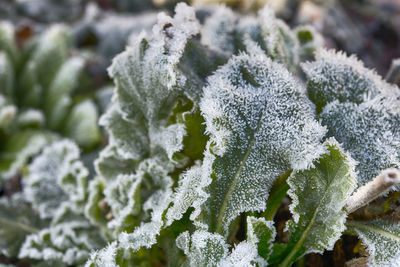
[82,3,364,267]
[0,140,107,265]
[0,22,101,185]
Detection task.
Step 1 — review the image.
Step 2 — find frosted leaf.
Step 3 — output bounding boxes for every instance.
[45,56,84,130]
[302,49,400,111]
[256,7,299,70]
[218,241,260,267]
[0,102,16,130]
[95,145,139,181]
[199,52,326,236]
[23,140,89,219]
[19,220,105,265]
[117,157,173,251]
[177,230,261,267]
[85,242,118,267]
[276,139,357,266]
[165,164,210,226]
[0,130,53,180]
[104,173,142,233]
[320,97,400,185]
[246,216,276,261]
[0,193,47,258]
[64,100,101,149]
[108,3,200,122]
[347,219,400,267]
[84,177,107,227]
[176,230,229,266]
[201,5,238,56]
[30,25,71,89]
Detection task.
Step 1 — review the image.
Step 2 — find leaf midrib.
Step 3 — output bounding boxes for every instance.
[347,221,400,242]
[214,108,265,235]
[279,162,347,267]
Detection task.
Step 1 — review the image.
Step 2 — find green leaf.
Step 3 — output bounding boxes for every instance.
[23,140,89,219]
[302,49,398,112]
[320,96,400,185]
[294,25,323,62]
[0,22,18,65]
[276,139,357,267]
[0,52,14,98]
[45,56,85,130]
[30,25,71,89]
[199,51,326,236]
[64,100,101,149]
[246,216,276,261]
[0,130,55,181]
[347,219,400,266]
[0,193,48,257]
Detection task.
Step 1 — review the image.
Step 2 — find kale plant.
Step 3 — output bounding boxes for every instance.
[2,3,400,267]
[0,23,101,186]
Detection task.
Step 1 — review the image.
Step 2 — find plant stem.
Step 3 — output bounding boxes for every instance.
[262,170,291,221]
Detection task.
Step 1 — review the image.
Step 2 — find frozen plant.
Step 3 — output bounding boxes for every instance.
[2,3,400,267]
[0,23,101,186]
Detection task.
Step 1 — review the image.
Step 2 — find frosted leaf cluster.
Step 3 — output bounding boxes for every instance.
[18,141,106,265]
[0,22,101,185]
[304,49,400,185]
[3,2,400,267]
[274,140,357,265]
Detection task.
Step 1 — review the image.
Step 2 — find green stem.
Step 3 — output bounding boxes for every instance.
[262,170,291,221]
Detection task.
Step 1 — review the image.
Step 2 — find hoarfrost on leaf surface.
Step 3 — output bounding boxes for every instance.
[274,139,357,266]
[320,96,400,185]
[199,51,326,236]
[24,140,89,219]
[347,219,400,267]
[302,49,400,111]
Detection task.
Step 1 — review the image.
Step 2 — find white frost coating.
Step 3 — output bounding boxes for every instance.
[178,230,229,266]
[200,51,326,235]
[99,104,148,161]
[19,221,102,265]
[117,157,173,252]
[303,49,400,108]
[218,241,259,267]
[85,242,118,267]
[201,5,237,55]
[348,220,400,267]
[257,7,299,69]
[320,96,400,185]
[285,138,357,259]
[104,173,142,232]
[24,140,88,219]
[165,164,211,226]
[178,230,260,267]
